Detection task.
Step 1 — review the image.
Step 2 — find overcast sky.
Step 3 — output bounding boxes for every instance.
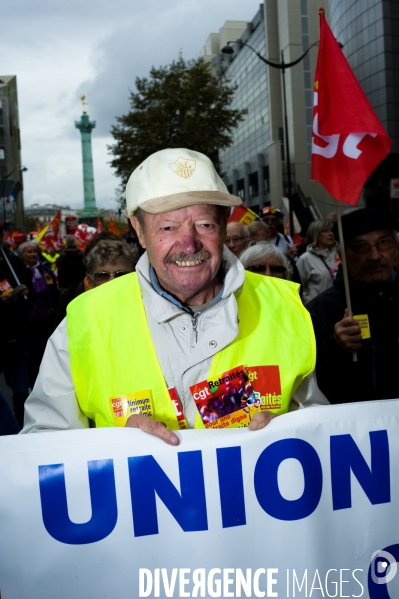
[2,0,262,211]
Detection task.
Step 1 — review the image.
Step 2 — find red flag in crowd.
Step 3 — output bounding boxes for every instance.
[35,210,61,250]
[108,217,121,235]
[311,9,391,206]
[228,205,258,227]
[74,223,96,248]
[96,217,104,233]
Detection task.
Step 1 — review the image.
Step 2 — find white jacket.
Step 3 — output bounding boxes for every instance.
[21,248,328,433]
[297,244,340,305]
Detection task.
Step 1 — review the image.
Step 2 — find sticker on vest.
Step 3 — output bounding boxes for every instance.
[245,365,282,410]
[189,365,262,429]
[353,314,371,339]
[168,387,188,430]
[109,390,153,426]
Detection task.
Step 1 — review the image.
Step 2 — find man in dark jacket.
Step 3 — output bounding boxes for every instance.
[307,209,399,404]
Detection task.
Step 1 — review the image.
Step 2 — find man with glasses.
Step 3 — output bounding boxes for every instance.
[22,148,327,439]
[224,221,249,257]
[307,209,399,404]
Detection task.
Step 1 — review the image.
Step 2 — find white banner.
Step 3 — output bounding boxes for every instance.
[0,401,399,598]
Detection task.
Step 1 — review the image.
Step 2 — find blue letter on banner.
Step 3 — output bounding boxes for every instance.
[128,450,208,537]
[39,460,118,544]
[254,439,323,520]
[330,430,390,510]
[217,447,246,528]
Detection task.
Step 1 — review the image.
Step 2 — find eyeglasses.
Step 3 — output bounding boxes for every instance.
[247,264,287,275]
[225,236,243,244]
[350,237,395,255]
[90,270,131,284]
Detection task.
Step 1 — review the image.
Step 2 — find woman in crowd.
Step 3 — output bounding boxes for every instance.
[17,241,58,386]
[239,241,293,280]
[54,235,139,327]
[296,218,340,305]
[83,238,139,290]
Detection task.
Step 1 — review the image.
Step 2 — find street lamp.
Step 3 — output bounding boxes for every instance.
[221,40,318,237]
[1,165,28,227]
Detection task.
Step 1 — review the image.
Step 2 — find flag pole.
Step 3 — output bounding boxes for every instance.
[335,200,357,362]
[0,246,27,300]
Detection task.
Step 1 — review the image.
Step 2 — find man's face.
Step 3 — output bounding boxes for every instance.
[130,204,226,304]
[225,222,246,257]
[261,214,279,237]
[345,229,398,284]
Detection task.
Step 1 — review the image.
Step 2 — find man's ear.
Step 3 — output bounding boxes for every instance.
[84,275,93,291]
[130,215,146,249]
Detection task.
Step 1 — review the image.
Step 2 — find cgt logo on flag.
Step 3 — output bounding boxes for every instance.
[311,9,391,206]
[312,82,378,160]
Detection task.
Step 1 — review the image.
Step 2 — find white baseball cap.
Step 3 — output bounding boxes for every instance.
[125,148,242,215]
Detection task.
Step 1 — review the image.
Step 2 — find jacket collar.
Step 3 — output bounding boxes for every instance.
[135,247,246,324]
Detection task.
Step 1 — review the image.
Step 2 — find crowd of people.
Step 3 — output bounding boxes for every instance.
[1,147,398,439]
[0,226,139,430]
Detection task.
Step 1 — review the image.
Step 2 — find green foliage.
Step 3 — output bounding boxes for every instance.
[108,56,246,193]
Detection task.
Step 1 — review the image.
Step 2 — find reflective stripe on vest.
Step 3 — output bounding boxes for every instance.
[67,271,315,429]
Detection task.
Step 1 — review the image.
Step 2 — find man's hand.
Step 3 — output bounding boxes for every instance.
[334,309,362,353]
[14,284,29,296]
[0,285,29,303]
[125,414,180,445]
[286,245,298,259]
[248,411,277,431]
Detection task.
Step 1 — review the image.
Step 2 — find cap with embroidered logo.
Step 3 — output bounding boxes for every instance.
[125,148,242,215]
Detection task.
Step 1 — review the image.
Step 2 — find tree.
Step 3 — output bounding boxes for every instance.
[108,56,247,192]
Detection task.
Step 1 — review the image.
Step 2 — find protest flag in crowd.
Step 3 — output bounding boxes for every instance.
[311,9,391,206]
[74,223,96,249]
[35,210,61,250]
[96,217,104,233]
[228,205,258,227]
[108,218,122,236]
[35,222,42,232]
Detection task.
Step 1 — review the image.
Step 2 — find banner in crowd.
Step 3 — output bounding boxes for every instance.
[35,209,61,249]
[0,400,398,598]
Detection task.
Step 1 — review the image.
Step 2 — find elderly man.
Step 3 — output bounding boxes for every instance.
[307,209,399,404]
[225,221,249,257]
[22,149,326,442]
[248,220,269,242]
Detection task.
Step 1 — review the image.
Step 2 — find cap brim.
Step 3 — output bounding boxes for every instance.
[132,191,242,215]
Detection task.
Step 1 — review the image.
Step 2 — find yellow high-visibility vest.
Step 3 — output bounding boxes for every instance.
[67,271,315,428]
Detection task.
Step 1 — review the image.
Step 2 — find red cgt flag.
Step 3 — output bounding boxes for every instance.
[311,9,391,206]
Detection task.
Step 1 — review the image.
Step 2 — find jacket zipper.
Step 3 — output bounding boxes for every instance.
[191,316,198,347]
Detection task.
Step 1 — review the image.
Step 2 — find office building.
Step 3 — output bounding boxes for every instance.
[328,0,399,212]
[202,1,333,222]
[0,76,25,230]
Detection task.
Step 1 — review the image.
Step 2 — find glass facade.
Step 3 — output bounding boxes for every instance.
[217,6,270,210]
[329,0,399,210]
